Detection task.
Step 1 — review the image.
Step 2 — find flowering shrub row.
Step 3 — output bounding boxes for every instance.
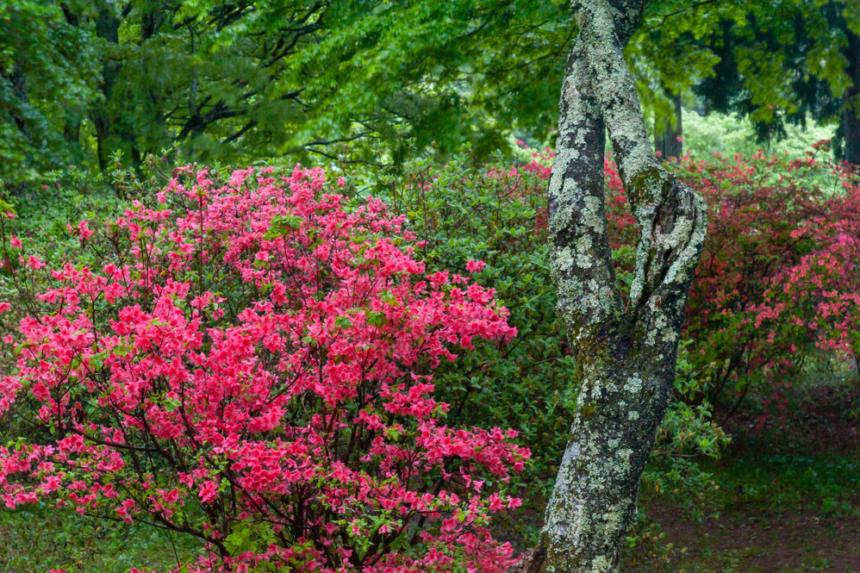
[1,139,856,571]
[675,146,859,416]
[521,140,860,416]
[0,165,528,572]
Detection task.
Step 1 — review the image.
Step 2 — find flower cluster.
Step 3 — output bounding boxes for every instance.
[0,165,526,572]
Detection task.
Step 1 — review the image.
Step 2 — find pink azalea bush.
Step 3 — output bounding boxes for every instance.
[765,150,860,365]
[0,165,528,572]
[517,140,860,413]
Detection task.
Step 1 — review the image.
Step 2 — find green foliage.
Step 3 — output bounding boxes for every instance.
[627,1,859,157]
[641,342,730,518]
[682,110,837,159]
[0,505,201,572]
[353,149,573,542]
[3,0,856,190]
[0,0,98,185]
[0,0,575,184]
[688,0,860,148]
[0,150,175,270]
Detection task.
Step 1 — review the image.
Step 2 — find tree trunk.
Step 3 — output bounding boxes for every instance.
[90,0,122,171]
[89,0,143,172]
[654,92,682,161]
[841,27,860,166]
[515,1,707,571]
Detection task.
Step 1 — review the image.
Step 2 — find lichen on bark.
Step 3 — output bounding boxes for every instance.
[514,1,708,572]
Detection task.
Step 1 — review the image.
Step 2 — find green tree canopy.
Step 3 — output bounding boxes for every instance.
[4,0,860,188]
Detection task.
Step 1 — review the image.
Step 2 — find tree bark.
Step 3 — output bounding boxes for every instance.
[515,1,707,571]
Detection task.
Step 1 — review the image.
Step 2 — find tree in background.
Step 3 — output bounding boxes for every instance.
[0,0,575,182]
[6,0,859,187]
[692,1,860,163]
[0,1,98,186]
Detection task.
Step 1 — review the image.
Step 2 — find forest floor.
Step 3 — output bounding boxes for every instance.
[627,378,860,573]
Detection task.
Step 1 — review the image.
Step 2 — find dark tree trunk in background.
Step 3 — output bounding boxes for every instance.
[89,1,143,172]
[1,65,32,143]
[90,1,122,171]
[655,92,683,161]
[842,28,860,166]
[512,1,707,572]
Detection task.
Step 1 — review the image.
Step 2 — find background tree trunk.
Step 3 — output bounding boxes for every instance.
[841,28,860,166]
[516,1,708,571]
[654,92,683,161]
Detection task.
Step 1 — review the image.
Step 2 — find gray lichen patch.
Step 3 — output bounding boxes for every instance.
[557,246,576,271]
[622,374,642,394]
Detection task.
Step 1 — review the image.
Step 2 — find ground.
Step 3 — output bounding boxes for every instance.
[625,377,860,573]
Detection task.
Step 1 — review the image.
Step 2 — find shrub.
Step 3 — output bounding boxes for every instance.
[766,148,860,367]
[675,147,860,416]
[0,164,528,573]
[675,150,823,414]
[353,151,573,543]
[356,141,860,544]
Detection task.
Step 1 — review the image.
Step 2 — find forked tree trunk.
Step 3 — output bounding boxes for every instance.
[511,1,707,572]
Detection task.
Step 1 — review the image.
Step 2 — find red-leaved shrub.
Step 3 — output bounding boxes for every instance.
[763,149,860,366]
[519,141,859,416]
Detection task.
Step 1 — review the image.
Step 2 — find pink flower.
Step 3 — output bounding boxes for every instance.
[199,480,219,504]
[67,221,94,240]
[78,221,93,240]
[9,235,22,249]
[465,260,486,273]
[21,255,45,270]
[487,493,505,512]
[57,434,87,454]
